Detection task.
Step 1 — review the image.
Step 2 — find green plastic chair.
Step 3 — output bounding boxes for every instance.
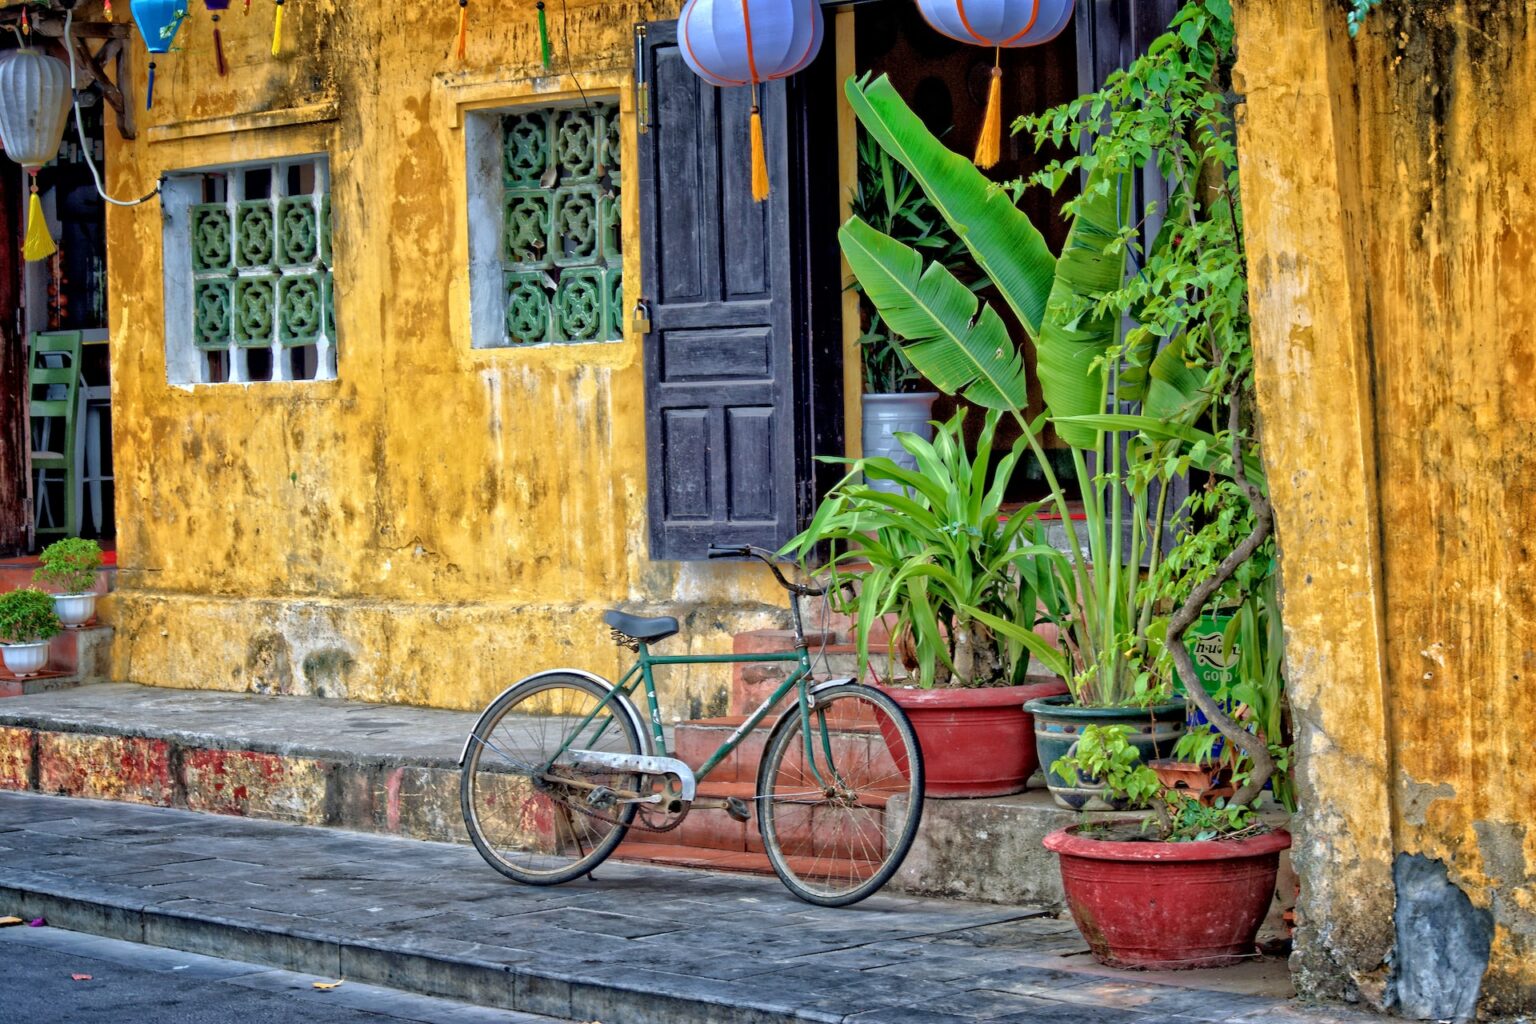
[29,331,83,539]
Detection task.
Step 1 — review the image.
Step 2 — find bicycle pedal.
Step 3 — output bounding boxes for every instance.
[725,796,751,823]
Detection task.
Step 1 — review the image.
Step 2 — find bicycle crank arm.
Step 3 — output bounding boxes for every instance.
[564,749,697,802]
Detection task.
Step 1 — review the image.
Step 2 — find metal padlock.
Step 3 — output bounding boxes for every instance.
[631,299,653,335]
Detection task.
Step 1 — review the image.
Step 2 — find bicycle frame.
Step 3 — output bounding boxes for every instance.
[552,643,844,792]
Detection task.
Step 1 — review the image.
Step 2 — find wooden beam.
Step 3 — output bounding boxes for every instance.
[67,32,135,141]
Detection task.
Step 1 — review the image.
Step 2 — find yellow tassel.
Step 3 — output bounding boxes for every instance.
[750,106,769,203]
[974,61,1002,170]
[456,1,468,60]
[23,189,56,263]
[271,1,284,55]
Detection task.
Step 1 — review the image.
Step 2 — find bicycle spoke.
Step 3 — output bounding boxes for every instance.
[758,685,924,907]
[461,675,642,885]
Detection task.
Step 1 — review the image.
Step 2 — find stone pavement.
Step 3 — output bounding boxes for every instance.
[0,791,1369,1024]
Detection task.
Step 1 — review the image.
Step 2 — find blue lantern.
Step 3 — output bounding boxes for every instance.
[914,0,1075,168]
[130,0,190,109]
[677,0,825,201]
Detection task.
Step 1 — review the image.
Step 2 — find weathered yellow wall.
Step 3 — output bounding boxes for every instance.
[1236,0,1536,1016]
[101,0,805,715]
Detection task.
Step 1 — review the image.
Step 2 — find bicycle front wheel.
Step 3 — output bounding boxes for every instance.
[460,672,643,886]
[757,683,924,907]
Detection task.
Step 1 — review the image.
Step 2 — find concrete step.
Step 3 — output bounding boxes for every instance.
[8,793,1317,1024]
[0,682,1292,931]
[0,626,113,698]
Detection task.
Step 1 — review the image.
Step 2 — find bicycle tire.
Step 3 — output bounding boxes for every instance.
[756,683,924,907]
[460,672,643,885]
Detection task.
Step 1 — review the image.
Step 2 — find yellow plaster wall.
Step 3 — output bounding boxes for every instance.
[1235,0,1536,1014]
[100,0,810,715]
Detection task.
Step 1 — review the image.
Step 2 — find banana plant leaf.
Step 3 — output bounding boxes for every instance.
[844,73,1056,339]
[1034,167,1133,449]
[840,217,1031,415]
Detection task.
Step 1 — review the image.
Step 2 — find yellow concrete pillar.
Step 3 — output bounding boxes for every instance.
[1233,0,1396,1003]
[1236,0,1536,1013]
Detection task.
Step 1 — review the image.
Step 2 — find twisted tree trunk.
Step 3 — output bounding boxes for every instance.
[1164,387,1277,808]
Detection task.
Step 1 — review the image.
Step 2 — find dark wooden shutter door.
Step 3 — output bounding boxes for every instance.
[637,21,801,561]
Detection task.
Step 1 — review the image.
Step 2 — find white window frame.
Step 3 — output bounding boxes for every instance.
[161,155,336,386]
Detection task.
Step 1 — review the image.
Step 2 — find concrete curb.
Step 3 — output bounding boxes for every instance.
[0,871,834,1024]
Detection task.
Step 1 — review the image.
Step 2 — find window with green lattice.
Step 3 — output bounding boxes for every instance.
[497,102,622,346]
[179,158,336,384]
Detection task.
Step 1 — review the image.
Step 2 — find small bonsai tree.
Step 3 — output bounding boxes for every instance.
[0,588,63,645]
[34,537,103,594]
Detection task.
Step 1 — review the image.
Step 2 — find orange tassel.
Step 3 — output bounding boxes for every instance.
[974,57,1002,169]
[750,104,769,202]
[104,0,113,20]
[456,0,468,60]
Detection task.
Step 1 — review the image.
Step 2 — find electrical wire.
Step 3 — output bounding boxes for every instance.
[63,8,160,207]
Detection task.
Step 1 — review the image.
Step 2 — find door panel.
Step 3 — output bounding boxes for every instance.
[639,20,799,560]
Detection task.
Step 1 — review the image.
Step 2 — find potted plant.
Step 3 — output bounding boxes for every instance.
[839,75,1211,809]
[784,407,1070,797]
[34,537,104,628]
[848,131,971,492]
[0,588,62,677]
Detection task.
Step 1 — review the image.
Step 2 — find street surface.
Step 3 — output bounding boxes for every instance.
[0,923,573,1024]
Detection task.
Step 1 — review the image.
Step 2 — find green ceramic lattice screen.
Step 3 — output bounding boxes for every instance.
[500,103,623,345]
[185,159,336,383]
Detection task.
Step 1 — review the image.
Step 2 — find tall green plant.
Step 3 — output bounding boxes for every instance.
[785,409,1069,688]
[839,74,1197,708]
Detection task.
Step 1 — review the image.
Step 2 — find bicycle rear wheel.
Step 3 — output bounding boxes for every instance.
[460,672,643,885]
[757,683,924,907]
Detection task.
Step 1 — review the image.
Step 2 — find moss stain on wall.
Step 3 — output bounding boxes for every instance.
[101,0,797,716]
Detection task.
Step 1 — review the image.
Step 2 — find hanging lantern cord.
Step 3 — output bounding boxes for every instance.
[536,1,551,70]
[213,14,228,77]
[63,8,161,207]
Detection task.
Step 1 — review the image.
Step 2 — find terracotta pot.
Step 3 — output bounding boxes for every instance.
[1147,759,1234,806]
[881,679,1069,798]
[1044,824,1291,970]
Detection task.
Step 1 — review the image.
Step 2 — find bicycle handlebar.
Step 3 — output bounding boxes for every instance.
[706,544,826,597]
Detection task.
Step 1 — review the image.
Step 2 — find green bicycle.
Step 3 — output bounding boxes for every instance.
[458,544,925,907]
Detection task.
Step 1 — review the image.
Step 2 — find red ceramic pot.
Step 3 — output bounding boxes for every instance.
[1044,824,1291,970]
[881,679,1069,798]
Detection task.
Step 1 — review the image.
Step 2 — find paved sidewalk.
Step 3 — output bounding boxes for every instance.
[0,792,1365,1024]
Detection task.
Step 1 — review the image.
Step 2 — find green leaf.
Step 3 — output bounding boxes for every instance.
[845,74,1056,338]
[839,217,1031,413]
[1036,166,1132,449]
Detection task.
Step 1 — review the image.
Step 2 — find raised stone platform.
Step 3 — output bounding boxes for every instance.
[0,683,1292,935]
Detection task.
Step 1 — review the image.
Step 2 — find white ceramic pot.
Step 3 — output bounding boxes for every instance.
[1,640,50,678]
[861,392,939,494]
[52,592,97,629]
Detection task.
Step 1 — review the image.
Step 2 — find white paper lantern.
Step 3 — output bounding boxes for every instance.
[915,0,1073,49]
[0,48,72,172]
[0,48,72,262]
[677,0,825,200]
[913,0,1075,169]
[679,0,824,88]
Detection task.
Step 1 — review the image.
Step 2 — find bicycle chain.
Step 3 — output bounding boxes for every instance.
[545,764,687,835]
